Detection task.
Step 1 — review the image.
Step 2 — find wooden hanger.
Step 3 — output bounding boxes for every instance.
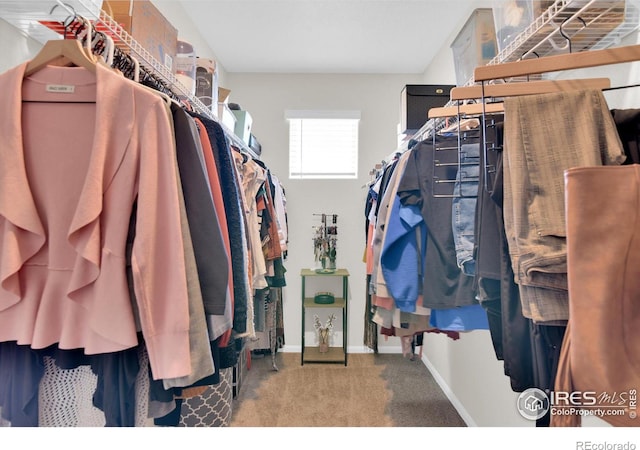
[428,102,504,119]
[438,117,481,134]
[474,44,640,82]
[450,77,611,101]
[24,38,98,77]
[25,12,100,78]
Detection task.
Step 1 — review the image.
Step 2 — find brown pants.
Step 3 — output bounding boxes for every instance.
[552,165,640,427]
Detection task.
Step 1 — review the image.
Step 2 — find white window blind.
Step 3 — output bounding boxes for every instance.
[286,110,360,179]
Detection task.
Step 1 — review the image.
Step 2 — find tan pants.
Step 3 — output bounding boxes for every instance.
[552,165,640,427]
[502,89,625,323]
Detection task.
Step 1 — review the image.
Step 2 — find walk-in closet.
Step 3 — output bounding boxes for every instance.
[0,0,639,447]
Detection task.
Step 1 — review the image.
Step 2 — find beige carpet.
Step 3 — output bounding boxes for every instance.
[230,352,467,427]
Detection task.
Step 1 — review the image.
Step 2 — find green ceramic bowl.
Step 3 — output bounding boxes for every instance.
[314,292,335,304]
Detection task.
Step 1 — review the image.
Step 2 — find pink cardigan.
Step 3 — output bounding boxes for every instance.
[0,62,191,380]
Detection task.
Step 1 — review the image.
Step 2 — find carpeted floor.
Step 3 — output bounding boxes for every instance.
[229,352,467,427]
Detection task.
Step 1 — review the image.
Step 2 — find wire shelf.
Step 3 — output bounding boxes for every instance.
[403,0,640,147]
[0,0,258,159]
[491,0,632,66]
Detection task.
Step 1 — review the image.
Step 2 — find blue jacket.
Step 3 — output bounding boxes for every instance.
[380,194,426,312]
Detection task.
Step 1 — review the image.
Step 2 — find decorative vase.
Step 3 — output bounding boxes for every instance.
[318,327,330,353]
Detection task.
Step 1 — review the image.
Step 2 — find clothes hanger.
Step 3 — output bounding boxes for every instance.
[94,31,115,67]
[474,44,640,82]
[129,54,140,83]
[445,79,611,123]
[450,77,611,101]
[428,102,504,119]
[24,15,98,77]
[438,117,481,135]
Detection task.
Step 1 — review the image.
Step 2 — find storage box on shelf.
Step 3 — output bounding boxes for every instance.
[450,8,498,86]
[491,0,629,64]
[175,39,197,96]
[232,109,253,145]
[400,84,454,134]
[248,134,262,156]
[492,1,554,55]
[104,0,178,73]
[218,103,237,132]
[196,57,219,117]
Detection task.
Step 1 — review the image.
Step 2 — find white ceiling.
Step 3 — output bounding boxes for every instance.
[168,0,489,74]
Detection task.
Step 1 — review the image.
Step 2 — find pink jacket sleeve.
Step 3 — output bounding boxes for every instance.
[131,100,191,380]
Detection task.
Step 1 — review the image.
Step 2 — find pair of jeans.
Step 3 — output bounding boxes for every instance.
[452,142,480,276]
[502,89,625,322]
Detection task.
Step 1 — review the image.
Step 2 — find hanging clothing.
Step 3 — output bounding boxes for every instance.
[611,108,640,165]
[396,136,478,309]
[0,342,43,426]
[163,105,219,389]
[171,105,229,319]
[229,147,256,339]
[553,164,640,427]
[380,193,426,313]
[428,304,489,332]
[451,142,480,276]
[270,174,289,255]
[474,116,536,393]
[0,62,191,380]
[192,117,234,343]
[191,113,250,339]
[369,153,411,322]
[502,89,625,323]
[369,155,405,306]
[233,152,267,290]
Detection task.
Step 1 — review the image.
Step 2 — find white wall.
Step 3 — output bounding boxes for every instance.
[223,72,426,354]
[0,18,43,73]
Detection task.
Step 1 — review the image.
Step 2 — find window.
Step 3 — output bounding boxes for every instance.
[286,110,360,179]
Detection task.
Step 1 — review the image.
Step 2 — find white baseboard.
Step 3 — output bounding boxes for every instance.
[420,353,477,427]
[280,344,300,353]
[279,345,402,354]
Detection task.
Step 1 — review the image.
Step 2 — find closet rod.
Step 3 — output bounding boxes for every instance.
[474,44,640,81]
[450,77,611,100]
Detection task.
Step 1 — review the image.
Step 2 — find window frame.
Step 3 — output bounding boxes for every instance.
[285,109,361,180]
